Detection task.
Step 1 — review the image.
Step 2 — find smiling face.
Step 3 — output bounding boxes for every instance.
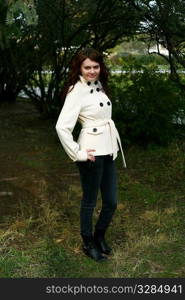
[80,58,100,82]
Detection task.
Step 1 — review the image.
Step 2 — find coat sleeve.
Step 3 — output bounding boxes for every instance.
[55,87,88,161]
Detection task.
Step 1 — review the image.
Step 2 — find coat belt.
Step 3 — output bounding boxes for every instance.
[82,119,126,168]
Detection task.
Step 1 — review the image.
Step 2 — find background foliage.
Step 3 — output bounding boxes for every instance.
[0,0,185,144]
[109,61,185,146]
[0,0,185,279]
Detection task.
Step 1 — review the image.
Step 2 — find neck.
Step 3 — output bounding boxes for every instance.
[79,75,99,84]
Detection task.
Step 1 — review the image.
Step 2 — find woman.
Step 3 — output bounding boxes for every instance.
[56,48,126,262]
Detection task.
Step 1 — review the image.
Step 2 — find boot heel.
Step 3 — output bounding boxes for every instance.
[82,243,107,262]
[94,231,112,255]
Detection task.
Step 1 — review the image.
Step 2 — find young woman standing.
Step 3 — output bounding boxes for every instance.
[56,48,126,262]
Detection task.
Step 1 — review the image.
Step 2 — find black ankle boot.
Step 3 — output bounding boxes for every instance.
[94,230,112,255]
[81,235,107,262]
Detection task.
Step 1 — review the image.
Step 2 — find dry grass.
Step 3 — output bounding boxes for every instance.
[0,99,185,278]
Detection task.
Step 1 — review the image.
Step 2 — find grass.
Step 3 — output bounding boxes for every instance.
[0,98,185,278]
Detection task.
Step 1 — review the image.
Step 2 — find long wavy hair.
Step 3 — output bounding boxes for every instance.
[61,48,110,103]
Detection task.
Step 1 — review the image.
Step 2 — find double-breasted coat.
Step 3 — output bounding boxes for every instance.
[56,75,126,168]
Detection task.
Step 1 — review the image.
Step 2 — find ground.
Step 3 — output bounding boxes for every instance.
[0,98,185,278]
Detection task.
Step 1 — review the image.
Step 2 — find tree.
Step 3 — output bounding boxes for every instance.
[23,0,141,117]
[127,0,185,90]
[1,0,141,112]
[0,0,38,102]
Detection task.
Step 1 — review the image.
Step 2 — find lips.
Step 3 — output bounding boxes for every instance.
[88,75,97,79]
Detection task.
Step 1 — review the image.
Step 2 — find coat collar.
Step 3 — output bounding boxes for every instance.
[79,75,103,94]
[79,75,100,86]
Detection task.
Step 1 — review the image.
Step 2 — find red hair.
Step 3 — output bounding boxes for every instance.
[61,48,110,102]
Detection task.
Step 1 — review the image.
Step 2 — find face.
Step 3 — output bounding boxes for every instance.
[80,58,100,81]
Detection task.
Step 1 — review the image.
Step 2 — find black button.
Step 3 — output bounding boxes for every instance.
[96,88,100,92]
[93,128,97,132]
[90,89,93,93]
[100,102,103,107]
[95,81,98,85]
[107,101,111,105]
[87,81,91,85]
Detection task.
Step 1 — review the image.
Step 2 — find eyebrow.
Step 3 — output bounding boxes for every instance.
[83,64,100,68]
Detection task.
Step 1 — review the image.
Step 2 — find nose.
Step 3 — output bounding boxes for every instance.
[89,68,95,73]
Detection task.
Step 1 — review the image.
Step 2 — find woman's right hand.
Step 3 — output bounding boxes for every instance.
[86,149,96,161]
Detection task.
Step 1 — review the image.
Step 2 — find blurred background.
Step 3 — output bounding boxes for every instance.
[0,0,185,278]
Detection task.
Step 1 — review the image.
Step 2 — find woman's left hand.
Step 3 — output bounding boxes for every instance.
[86,149,96,161]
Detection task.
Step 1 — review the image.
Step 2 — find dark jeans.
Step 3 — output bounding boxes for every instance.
[76,155,117,237]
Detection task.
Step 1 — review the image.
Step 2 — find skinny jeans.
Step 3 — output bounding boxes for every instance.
[76,154,117,237]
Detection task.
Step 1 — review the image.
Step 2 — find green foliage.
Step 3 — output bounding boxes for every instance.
[0,248,31,278]
[130,0,185,90]
[134,54,168,67]
[2,0,185,124]
[110,63,185,146]
[0,0,38,102]
[108,38,169,68]
[7,0,38,27]
[23,0,141,117]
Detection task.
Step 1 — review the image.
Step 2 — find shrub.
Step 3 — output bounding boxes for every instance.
[110,65,185,146]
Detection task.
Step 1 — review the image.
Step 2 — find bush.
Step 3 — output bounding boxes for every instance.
[110,65,185,147]
[108,53,168,70]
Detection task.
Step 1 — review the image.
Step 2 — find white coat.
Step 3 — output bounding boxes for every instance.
[56,75,126,168]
